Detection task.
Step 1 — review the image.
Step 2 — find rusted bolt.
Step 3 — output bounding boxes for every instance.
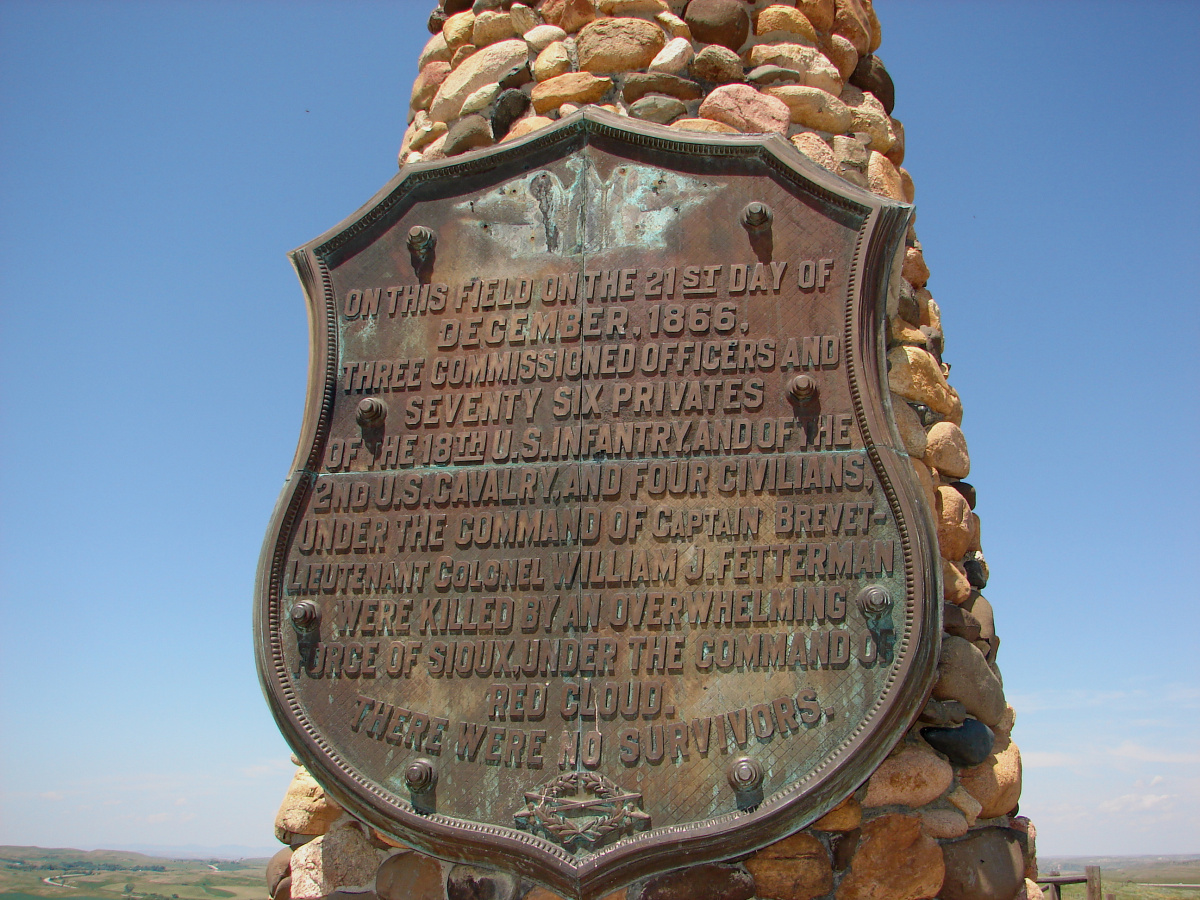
[856,585,893,618]
[406,225,436,259]
[788,374,818,402]
[290,600,320,631]
[356,397,387,427]
[742,201,772,229]
[727,756,764,793]
[405,758,438,793]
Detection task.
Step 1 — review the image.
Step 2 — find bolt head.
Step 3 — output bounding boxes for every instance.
[356,397,387,427]
[742,201,772,229]
[404,758,438,793]
[789,374,818,402]
[727,756,764,792]
[290,600,319,630]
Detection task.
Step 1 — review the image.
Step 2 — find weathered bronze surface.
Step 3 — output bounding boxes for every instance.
[256,110,939,899]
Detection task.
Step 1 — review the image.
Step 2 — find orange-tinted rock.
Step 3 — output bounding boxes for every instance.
[531,71,613,112]
[576,17,665,73]
[835,814,944,900]
[540,0,596,33]
[274,768,342,843]
[813,797,863,831]
[747,833,833,900]
[959,736,1023,818]
[862,744,954,808]
[935,485,973,561]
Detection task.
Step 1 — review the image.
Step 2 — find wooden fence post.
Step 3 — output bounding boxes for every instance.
[1086,866,1102,900]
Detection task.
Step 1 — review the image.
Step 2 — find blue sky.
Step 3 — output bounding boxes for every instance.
[1,1,1197,857]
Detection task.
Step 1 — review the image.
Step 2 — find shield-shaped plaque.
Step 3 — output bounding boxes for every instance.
[256,110,939,899]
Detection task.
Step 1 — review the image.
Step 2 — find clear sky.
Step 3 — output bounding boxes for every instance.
[1,0,1197,859]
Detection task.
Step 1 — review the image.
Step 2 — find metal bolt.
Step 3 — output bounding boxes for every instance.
[356,397,387,427]
[406,225,437,258]
[856,585,893,618]
[742,202,772,229]
[404,758,438,794]
[290,600,320,631]
[788,374,818,402]
[727,756,764,793]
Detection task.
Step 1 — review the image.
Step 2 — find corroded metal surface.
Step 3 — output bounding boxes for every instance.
[255,109,938,899]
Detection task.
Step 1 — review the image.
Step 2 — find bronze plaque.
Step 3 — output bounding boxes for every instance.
[256,111,939,898]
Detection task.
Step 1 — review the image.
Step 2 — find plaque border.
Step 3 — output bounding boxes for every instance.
[255,108,939,900]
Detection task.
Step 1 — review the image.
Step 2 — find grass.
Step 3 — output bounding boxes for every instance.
[0,848,269,900]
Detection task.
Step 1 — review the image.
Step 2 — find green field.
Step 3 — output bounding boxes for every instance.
[1041,857,1200,900]
[0,848,269,900]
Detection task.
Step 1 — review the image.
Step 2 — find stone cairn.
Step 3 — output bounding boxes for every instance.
[266,2,1036,899]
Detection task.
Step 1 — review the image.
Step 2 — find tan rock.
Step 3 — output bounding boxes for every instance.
[841,84,893,151]
[935,485,973,561]
[791,132,838,172]
[655,10,691,38]
[890,315,927,346]
[868,151,904,201]
[502,115,556,140]
[274,768,342,843]
[473,11,516,46]
[429,40,530,122]
[399,111,448,158]
[375,850,443,900]
[1022,879,1046,900]
[540,0,597,33]
[900,167,915,202]
[925,422,970,479]
[947,786,983,826]
[531,71,613,112]
[747,43,842,95]
[863,744,954,808]
[289,823,378,899]
[420,132,449,161]
[443,10,477,50]
[510,3,542,34]
[671,117,740,133]
[933,635,1006,728]
[832,0,871,54]
[824,32,858,81]
[994,703,1016,738]
[410,61,452,112]
[796,0,835,32]
[887,345,961,421]
[768,85,851,132]
[909,456,937,512]
[577,17,665,74]
[756,5,818,44]
[418,32,452,69]
[904,245,931,287]
[887,114,906,165]
[813,796,862,831]
[533,41,573,80]
[748,833,832,900]
[891,393,927,457]
[836,814,944,900]
[690,44,743,83]
[451,44,477,68]
[598,0,670,13]
[920,809,969,840]
[959,737,1023,819]
[864,0,882,52]
[649,36,693,74]
[943,559,971,605]
[460,82,502,115]
[525,23,567,52]
[699,83,790,134]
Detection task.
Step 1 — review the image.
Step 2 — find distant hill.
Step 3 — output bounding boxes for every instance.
[0,846,270,900]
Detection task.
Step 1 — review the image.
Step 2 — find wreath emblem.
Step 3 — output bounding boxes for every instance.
[514,772,651,850]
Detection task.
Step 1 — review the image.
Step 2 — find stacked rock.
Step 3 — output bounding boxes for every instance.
[266,3,1038,899]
